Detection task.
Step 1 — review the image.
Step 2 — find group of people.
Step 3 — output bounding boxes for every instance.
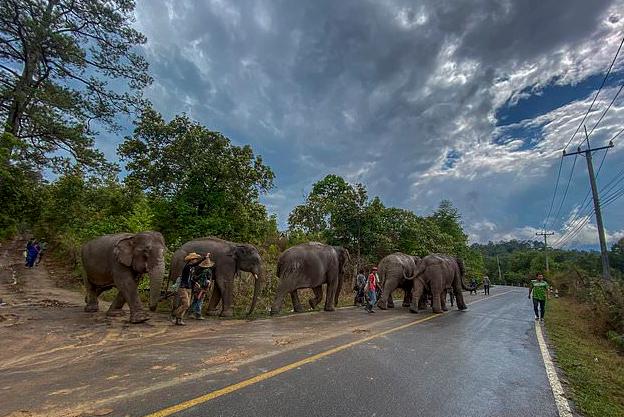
[468,275,491,295]
[170,252,215,325]
[24,239,46,268]
[353,267,381,313]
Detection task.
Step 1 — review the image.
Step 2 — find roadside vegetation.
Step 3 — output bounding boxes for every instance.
[546,298,624,417]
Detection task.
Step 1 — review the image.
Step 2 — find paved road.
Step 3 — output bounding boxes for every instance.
[130,288,559,417]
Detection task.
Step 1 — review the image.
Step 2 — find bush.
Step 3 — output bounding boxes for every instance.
[550,269,624,338]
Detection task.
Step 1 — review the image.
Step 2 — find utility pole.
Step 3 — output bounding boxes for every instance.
[496,255,502,282]
[535,231,554,273]
[563,126,613,280]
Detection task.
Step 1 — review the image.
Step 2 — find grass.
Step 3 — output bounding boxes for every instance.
[545,298,624,417]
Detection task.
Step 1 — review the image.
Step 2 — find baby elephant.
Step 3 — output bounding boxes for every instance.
[271,242,349,315]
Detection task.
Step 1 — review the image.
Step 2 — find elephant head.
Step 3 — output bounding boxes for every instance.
[230,243,265,316]
[113,231,166,311]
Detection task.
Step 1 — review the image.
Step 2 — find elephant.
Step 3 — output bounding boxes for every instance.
[406,254,471,314]
[81,231,166,323]
[377,252,421,310]
[169,237,264,317]
[270,242,349,315]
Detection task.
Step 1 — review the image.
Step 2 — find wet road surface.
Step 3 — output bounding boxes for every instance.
[132,288,559,417]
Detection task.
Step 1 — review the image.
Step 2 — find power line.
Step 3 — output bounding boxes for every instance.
[543,155,564,231]
[551,154,578,230]
[576,81,624,149]
[563,35,624,151]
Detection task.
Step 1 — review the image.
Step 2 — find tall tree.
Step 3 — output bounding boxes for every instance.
[0,0,151,172]
[118,107,276,243]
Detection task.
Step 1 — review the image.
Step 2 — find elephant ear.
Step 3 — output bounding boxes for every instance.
[114,237,134,267]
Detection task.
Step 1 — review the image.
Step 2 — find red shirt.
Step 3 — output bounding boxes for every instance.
[368,273,376,291]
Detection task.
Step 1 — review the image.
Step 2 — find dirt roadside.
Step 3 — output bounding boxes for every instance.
[0,239,481,417]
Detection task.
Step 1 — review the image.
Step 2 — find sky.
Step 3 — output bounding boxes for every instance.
[98,0,624,248]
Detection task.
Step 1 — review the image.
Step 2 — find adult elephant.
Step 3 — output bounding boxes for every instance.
[377,252,420,310]
[407,254,471,314]
[81,231,166,323]
[169,237,264,317]
[270,242,349,315]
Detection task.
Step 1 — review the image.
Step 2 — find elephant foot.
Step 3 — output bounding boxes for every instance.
[130,312,150,323]
[458,305,468,311]
[377,302,387,310]
[220,309,234,318]
[106,309,126,317]
[308,299,319,310]
[206,309,220,317]
[84,304,99,313]
[270,309,279,316]
[409,307,419,314]
[294,303,306,313]
[432,309,444,314]
[442,306,449,312]
[324,306,335,312]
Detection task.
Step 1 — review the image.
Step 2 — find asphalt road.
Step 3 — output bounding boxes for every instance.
[134,288,560,417]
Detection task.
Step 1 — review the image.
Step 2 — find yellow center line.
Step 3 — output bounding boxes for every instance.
[144,289,515,417]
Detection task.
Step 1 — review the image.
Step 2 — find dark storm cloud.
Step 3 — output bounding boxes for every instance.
[129,0,624,244]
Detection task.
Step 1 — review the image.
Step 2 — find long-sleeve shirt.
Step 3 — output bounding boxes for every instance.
[356,274,366,289]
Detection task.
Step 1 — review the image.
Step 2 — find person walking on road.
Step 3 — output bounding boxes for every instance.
[353,270,366,306]
[190,256,215,320]
[173,252,207,325]
[365,267,377,313]
[528,272,549,323]
[25,239,39,268]
[483,275,491,295]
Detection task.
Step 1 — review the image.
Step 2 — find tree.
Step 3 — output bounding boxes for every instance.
[0,0,151,172]
[118,107,276,243]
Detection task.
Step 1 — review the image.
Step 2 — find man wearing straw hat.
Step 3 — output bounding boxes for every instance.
[173,252,214,325]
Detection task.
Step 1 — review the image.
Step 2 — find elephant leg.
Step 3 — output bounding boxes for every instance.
[402,289,412,307]
[454,282,468,310]
[324,276,337,312]
[387,293,395,308]
[218,277,234,318]
[309,286,323,309]
[83,278,99,312]
[417,293,428,310]
[441,290,448,311]
[378,275,399,310]
[291,290,305,313]
[106,292,127,317]
[206,283,222,316]
[431,290,443,314]
[115,273,149,323]
[410,280,425,313]
[270,281,290,315]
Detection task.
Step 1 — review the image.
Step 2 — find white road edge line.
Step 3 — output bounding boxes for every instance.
[534,321,573,417]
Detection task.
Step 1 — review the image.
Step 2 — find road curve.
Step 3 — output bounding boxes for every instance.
[135,288,560,417]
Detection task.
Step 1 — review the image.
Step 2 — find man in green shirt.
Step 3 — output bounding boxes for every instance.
[528,273,549,323]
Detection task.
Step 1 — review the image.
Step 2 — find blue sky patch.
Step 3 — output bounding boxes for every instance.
[495,70,624,126]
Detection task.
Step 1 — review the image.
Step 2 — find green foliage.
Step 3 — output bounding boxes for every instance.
[288,174,482,274]
[118,107,277,244]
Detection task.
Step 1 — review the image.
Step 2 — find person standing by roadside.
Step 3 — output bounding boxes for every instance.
[528,272,549,323]
[365,267,377,313]
[483,275,491,295]
[25,239,39,268]
[36,240,47,266]
[353,270,366,306]
[469,278,478,295]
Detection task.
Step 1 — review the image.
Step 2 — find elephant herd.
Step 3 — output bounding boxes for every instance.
[80,231,471,324]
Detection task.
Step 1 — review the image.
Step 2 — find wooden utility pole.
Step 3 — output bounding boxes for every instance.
[535,231,554,273]
[563,126,613,280]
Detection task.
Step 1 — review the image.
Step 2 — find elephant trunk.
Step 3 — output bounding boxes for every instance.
[456,258,473,291]
[247,271,264,316]
[148,257,166,311]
